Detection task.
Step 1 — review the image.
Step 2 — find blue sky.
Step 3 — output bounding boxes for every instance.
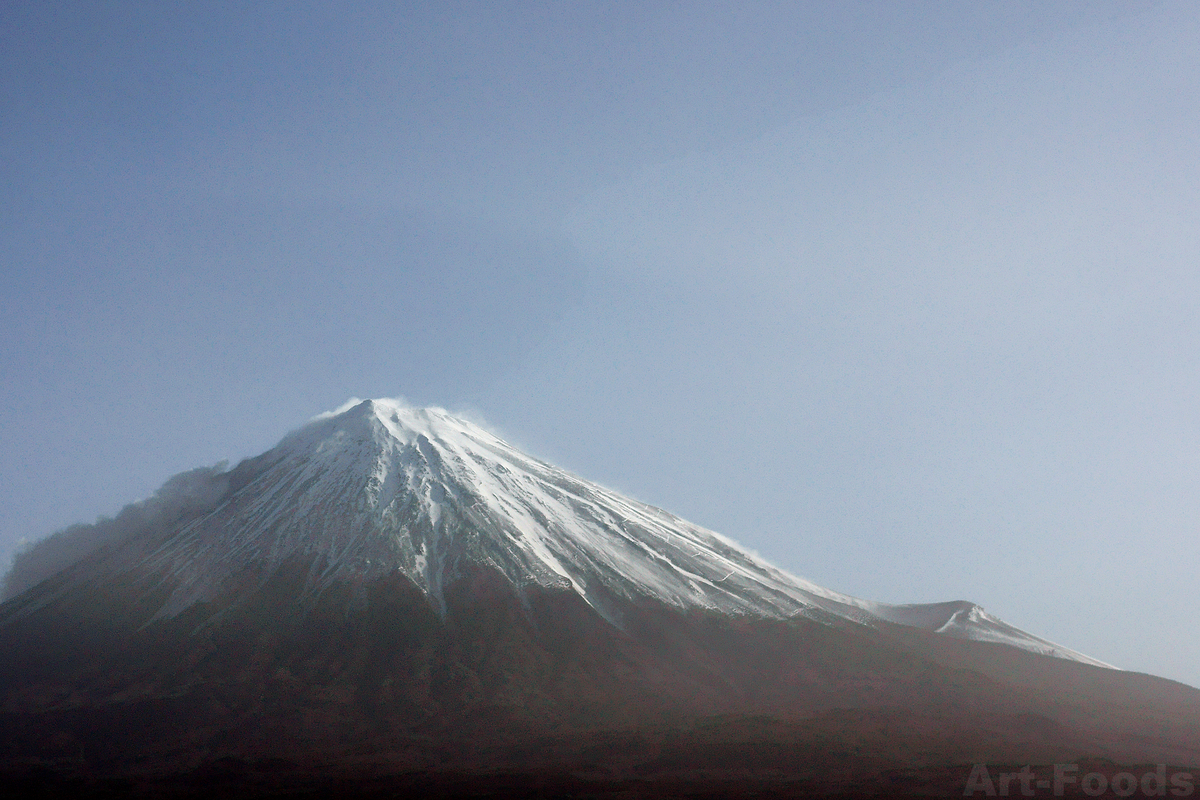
[3,2,1199,686]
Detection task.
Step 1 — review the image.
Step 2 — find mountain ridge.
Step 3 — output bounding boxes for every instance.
[3,397,1111,669]
[4,398,1200,798]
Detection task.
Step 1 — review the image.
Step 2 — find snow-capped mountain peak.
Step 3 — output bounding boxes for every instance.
[9,398,1114,669]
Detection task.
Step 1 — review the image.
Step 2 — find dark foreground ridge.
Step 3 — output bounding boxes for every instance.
[6,759,1192,799]
[2,559,1199,798]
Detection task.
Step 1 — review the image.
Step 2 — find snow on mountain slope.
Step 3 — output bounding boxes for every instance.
[9,398,1114,669]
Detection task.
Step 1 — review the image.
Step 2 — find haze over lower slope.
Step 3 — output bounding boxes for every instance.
[2,2,1198,689]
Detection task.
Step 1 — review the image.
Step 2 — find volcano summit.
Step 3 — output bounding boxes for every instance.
[1,399,1197,798]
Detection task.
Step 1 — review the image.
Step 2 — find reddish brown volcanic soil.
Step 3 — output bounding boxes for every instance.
[2,560,1198,798]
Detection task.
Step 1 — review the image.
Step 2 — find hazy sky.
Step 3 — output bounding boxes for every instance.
[3,2,1198,687]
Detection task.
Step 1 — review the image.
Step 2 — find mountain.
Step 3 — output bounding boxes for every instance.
[1,399,1197,798]
[5,398,1104,663]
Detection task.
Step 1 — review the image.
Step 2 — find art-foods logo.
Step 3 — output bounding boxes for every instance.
[964,764,1194,797]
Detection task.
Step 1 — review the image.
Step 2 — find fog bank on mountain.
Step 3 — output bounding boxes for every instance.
[1,465,232,601]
